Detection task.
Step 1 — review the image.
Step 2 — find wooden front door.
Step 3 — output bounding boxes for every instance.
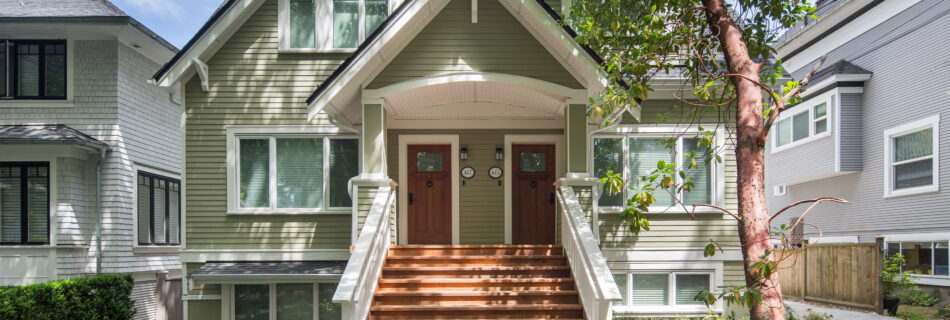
[512,144,556,244]
[407,145,452,244]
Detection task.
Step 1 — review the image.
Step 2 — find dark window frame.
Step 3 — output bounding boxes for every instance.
[0,162,50,245]
[3,39,67,100]
[137,171,181,246]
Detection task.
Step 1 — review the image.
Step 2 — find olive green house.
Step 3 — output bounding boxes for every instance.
[152,0,745,318]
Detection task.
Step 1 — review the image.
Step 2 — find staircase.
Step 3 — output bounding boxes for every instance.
[369,245,583,319]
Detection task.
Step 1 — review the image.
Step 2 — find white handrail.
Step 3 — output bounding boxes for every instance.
[556,185,622,320]
[334,184,397,320]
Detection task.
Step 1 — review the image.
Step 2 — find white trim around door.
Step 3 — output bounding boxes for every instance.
[398,135,460,245]
[503,134,565,244]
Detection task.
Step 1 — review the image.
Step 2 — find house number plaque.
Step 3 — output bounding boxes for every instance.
[488,166,503,179]
[460,166,476,179]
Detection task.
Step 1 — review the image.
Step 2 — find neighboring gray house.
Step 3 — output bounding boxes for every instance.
[0,1,184,319]
[767,0,950,298]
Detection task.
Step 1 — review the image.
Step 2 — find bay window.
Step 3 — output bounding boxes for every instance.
[772,96,833,150]
[612,271,712,310]
[230,130,359,213]
[0,40,67,99]
[281,0,390,51]
[0,163,49,245]
[137,172,181,246]
[233,282,342,320]
[593,133,717,211]
[884,115,939,197]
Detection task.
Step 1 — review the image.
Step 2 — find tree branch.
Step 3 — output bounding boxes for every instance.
[759,55,828,145]
[768,196,848,223]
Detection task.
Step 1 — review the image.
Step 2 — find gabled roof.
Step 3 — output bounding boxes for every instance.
[0,124,111,150]
[151,0,237,82]
[808,60,872,85]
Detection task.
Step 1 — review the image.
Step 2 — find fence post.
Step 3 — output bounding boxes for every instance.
[874,237,884,315]
[802,240,809,300]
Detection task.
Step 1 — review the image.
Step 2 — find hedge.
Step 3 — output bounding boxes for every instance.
[0,274,136,320]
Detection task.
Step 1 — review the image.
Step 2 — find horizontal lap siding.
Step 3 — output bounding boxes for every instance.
[838,93,863,172]
[366,0,582,89]
[771,0,950,240]
[184,0,349,250]
[598,101,740,249]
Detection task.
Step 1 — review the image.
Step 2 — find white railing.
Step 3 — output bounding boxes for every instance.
[556,185,622,320]
[334,184,397,320]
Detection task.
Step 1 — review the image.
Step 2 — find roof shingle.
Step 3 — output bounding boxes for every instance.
[0,124,111,150]
[0,0,127,17]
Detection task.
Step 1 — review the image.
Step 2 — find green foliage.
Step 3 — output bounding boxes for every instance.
[896,287,941,307]
[0,274,136,320]
[882,254,919,299]
[785,306,834,320]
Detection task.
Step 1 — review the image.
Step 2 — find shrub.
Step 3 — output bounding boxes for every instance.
[0,274,136,320]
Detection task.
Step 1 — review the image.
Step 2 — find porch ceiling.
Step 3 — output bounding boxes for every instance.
[382,81,568,121]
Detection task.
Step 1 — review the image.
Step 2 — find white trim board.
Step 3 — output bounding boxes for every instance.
[397,134,461,245]
[503,134,564,244]
[179,249,351,263]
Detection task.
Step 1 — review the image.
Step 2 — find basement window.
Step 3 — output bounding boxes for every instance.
[612,271,713,313]
[885,241,949,277]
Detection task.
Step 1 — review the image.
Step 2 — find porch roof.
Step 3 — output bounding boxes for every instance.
[190,261,347,282]
[0,124,111,151]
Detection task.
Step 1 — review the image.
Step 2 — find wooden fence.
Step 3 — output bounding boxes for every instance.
[776,243,883,313]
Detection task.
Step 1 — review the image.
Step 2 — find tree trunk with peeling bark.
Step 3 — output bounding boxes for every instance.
[701,0,786,319]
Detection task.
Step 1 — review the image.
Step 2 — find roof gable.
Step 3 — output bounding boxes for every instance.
[0,0,126,17]
[366,0,582,89]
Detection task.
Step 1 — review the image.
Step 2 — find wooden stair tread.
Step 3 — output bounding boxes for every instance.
[382,266,569,271]
[375,290,579,296]
[370,304,583,311]
[386,255,565,259]
[391,244,561,249]
[379,278,573,283]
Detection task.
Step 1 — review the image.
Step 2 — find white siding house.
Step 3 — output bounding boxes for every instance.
[0,1,183,319]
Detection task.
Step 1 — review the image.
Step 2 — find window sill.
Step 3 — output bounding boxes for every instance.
[599,207,727,215]
[278,48,357,54]
[0,99,74,108]
[883,185,939,199]
[227,209,352,215]
[771,132,832,154]
[133,246,181,254]
[612,305,718,315]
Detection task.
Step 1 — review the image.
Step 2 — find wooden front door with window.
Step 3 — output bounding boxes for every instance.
[512,144,556,244]
[407,145,452,244]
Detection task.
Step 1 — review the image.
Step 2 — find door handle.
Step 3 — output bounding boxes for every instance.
[550,193,555,204]
[409,193,414,205]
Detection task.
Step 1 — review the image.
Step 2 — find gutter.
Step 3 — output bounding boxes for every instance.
[95,148,107,274]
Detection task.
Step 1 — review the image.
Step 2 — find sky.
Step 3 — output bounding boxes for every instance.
[111,0,224,50]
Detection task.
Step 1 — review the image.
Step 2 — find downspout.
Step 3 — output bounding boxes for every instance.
[95,148,106,275]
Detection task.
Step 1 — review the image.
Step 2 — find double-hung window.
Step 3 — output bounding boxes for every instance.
[232,282,342,319]
[0,163,49,245]
[0,40,67,99]
[232,132,359,213]
[611,271,712,311]
[884,115,939,197]
[773,96,833,150]
[593,132,717,211]
[282,0,390,51]
[137,172,181,246]
[885,241,949,277]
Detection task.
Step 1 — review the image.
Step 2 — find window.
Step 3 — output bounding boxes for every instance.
[773,185,787,196]
[884,115,939,197]
[593,133,717,211]
[885,242,949,277]
[137,172,181,246]
[0,40,67,99]
[232,133,359,213]
[233,283,342,320]
[772,97,832,150]
[612,271,712,309]
[0,163,49,245]
[282,0,389,51]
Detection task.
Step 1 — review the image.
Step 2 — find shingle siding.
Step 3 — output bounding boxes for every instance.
[768,0,950,241]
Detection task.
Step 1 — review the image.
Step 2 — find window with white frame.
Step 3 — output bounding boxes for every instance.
[773,97,832,150]
[593,133,717,210]
[1,40,67,99]
[137,172,181,246]
[281,0,389,51]
[886,241,949,277]
[233,282,342,320]
[884,115,939,196]
[233,134,359,212]
[611,271,712,309]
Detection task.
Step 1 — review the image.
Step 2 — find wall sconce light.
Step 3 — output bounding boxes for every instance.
[460,147,469,161]
[495,147,504,161]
